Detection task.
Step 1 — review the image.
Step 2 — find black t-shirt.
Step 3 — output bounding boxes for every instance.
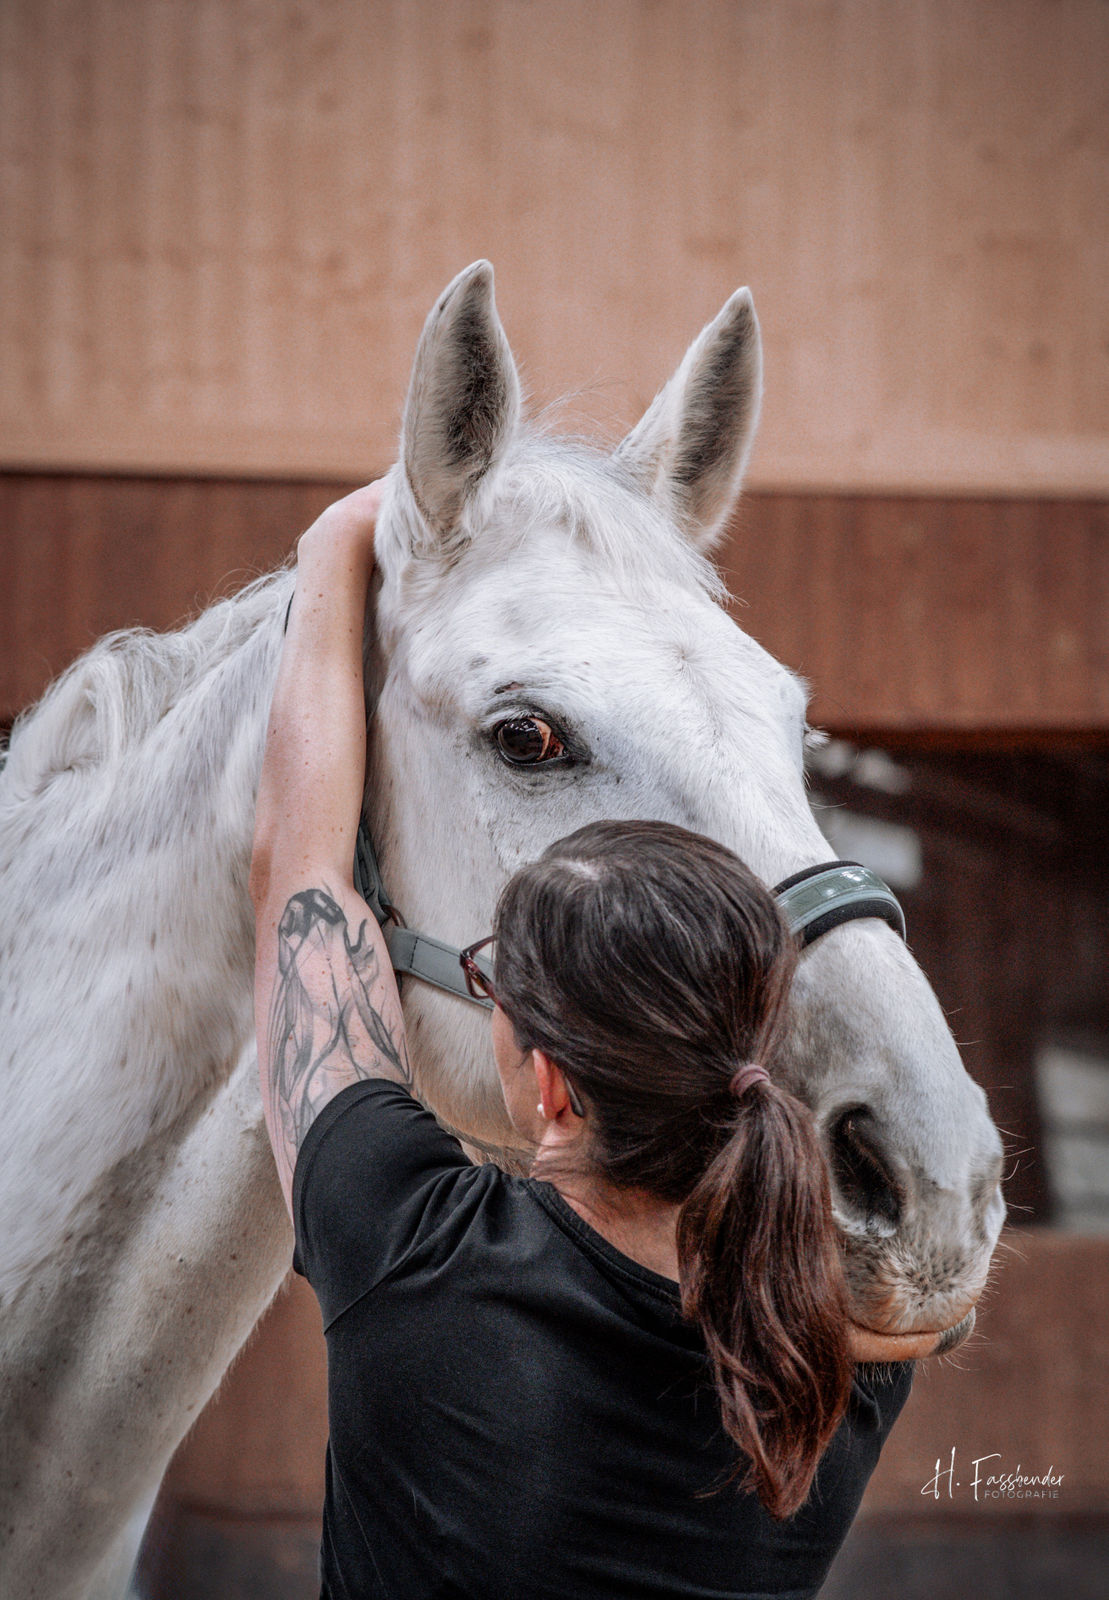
[293,1080,913,1600]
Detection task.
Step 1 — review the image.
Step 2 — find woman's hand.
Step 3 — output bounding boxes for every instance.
[253,480,385,909]
[295,481,385,575]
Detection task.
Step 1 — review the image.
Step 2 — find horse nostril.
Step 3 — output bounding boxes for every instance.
[829,1109,903,1233]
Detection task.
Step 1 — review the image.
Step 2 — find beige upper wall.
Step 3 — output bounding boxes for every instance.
[2,0,1107,494]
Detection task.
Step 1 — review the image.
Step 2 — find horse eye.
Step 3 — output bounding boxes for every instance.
[494,717,566,765]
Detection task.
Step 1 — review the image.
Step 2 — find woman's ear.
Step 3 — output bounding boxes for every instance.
[534,1050,582,1124]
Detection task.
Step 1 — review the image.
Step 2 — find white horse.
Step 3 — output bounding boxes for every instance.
[0,263,1005,1599]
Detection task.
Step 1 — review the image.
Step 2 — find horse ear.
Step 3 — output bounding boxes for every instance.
[398,260,521,557]
[614,287,762,551]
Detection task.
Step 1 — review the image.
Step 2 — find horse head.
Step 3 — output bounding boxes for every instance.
[367,261,1004,1349]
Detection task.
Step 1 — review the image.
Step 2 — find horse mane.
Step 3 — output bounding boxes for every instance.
[3,567,292,802]
[0,564,296,1309]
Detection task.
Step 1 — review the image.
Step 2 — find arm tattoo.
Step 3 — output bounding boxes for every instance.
[266,887,411,1164]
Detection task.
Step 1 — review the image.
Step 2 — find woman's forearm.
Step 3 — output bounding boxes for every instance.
[250,484,383,908]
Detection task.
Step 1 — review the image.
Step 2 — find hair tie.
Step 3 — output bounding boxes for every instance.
[730,1062,770,1098]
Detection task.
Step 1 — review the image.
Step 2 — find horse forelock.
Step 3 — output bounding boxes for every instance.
[375,430,728,620]
[492,434,727,596]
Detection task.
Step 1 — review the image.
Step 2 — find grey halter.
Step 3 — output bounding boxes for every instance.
[353,825,906,1013]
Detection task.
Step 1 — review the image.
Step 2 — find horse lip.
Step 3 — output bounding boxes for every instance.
[934,1308,976,1353]
[849,1306,977,1357]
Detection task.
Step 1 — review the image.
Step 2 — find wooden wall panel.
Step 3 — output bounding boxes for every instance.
[0,475,342,720]
[3,475,1106,733]
[723,495,1109,733]
[1,0,1107,494]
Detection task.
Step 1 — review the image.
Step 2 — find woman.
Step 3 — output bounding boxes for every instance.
[251,486,932,1599]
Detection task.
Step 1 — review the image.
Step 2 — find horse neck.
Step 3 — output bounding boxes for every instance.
[0,577,299,1595]
[0,574,292,1301]
[0,1043,294,1600]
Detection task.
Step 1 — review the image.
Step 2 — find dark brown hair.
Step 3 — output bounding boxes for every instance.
[492,819,852,1519]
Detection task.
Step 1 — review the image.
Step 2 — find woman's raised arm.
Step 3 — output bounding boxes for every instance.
[250,484,412,1215]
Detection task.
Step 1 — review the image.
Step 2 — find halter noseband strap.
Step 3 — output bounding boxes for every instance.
[772,860,907,948]
[354,826,907,1012]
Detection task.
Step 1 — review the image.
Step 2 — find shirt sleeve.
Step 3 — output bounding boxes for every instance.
[292,1078,483,1328]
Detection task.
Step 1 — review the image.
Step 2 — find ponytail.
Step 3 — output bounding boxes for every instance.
[677,1077,852,1519]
